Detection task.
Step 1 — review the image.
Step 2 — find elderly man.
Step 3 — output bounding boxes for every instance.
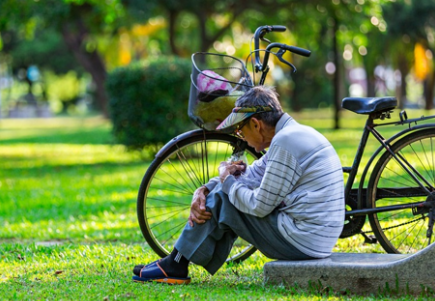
[133,86,344,284]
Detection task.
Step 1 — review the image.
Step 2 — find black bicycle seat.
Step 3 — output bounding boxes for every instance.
[342,97,397,114]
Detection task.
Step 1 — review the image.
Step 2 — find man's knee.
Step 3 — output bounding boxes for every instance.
[205,190,242,230]
[205,190,232,214]
[205,189,228,213]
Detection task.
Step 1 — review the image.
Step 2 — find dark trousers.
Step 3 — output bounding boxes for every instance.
[175,185,311,275]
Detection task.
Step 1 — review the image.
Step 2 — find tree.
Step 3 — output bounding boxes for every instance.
[0,0,130,116]
[383,0,435,110]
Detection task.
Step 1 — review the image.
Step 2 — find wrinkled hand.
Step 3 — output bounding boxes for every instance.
[189,186,212,227]
[218,161,246,183]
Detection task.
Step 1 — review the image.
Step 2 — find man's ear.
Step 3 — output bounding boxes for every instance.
[250,117,261,130]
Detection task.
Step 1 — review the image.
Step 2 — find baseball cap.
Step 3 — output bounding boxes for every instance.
[216,105,274,130]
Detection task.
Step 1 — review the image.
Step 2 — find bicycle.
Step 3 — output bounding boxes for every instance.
[136,25,435,263]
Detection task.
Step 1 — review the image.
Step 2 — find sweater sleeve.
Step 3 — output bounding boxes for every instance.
[223,145,302,217]
[203,177,220,192]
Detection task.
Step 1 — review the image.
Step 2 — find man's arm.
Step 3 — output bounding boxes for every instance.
[202,177,219,193]
[222,145,301,217]
[188,185,211,227]
[189,153,268,225]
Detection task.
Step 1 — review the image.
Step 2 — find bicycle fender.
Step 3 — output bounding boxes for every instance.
[358,124,435,205]
[154,129,210,158]
[154,129,265,159]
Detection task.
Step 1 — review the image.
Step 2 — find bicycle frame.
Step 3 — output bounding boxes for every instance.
[344,110,435,218]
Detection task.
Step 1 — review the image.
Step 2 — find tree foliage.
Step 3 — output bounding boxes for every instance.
[0,0,128,115]
[1,0,434,125]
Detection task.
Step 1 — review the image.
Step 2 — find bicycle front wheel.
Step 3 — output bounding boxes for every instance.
[367,129,435,253]
[137,131,263,263]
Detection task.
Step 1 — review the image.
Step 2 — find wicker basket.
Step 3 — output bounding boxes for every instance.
[188,52,253,131]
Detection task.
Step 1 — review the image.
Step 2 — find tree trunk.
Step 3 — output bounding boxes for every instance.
[168,10,180,56]
[397,54,409,110]
[61,20,108,117]
[424,69,435,110]
[197,13,210,52]
[366,75,376,97]
[363,58,375,97]
[332,17,341,130]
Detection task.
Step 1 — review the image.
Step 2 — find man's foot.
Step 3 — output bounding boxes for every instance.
[132,249,190,284]
[133,259,160,276]
[132,261,191,285]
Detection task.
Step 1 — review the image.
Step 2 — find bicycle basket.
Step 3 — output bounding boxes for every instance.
[188,52,253,131]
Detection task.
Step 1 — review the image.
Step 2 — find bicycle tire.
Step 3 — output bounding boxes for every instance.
[367,129,435,253]
[137,131,263,263]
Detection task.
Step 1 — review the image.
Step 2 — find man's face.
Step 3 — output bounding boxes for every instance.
[235,118,268,153]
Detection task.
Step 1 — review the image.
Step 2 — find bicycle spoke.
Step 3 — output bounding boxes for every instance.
[393,215,420,252]
[417,139,432,179]
[176,151,203,190]
[381,167,417,187]
[149,209,189,230]
[157,221,187,241]
[150,176,193,196]
[138,134,261,261]
[431,137,435,185]
[146,204,191,209]
[147,209,189,221]
[157,221,188,245]
[406,221,425,253]
[159,159,196,195]
[368,130,435,254]
[146,197,190,207]
[400,143,433,189]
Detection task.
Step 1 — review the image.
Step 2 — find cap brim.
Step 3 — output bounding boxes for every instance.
[216,111,255,130]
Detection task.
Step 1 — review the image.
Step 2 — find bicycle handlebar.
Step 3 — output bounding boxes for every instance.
[281,44,311,57]
[253,25,311,73]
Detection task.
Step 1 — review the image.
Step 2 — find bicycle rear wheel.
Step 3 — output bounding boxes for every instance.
[367,129,435,253]
[137,130,263,263]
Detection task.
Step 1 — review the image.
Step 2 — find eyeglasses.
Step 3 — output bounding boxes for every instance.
[235,128,245,139]
[234,119,250,140]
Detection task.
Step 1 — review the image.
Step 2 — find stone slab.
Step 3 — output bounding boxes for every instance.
[264,244,435,295]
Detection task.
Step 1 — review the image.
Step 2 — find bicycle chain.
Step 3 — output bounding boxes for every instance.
[362,215,425,234]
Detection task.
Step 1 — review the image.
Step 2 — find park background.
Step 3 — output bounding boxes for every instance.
[1,0,435,300]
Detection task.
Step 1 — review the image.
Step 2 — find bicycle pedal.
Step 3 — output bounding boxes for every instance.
[365,235,377,244]
[361,232,377,244]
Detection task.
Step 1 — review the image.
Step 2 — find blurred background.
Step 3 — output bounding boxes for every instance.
[0,0,434,132]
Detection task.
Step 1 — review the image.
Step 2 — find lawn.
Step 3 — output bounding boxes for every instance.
[0,110,434,300]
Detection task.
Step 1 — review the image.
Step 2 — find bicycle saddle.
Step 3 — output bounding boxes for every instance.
[342,97,397,114]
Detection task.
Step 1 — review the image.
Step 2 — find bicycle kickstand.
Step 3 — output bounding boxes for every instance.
[426,207,435,246]
[360,231,377,244]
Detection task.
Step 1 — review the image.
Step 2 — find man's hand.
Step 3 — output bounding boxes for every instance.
[218,161,246,183]
[188,186,212,227]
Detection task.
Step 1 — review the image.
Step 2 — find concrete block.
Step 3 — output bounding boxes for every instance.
[264,244,435,295]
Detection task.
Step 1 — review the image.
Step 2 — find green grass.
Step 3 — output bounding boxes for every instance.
[1,111,435,300]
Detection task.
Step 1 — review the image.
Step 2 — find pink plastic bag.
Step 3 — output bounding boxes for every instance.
[197,70,232,93]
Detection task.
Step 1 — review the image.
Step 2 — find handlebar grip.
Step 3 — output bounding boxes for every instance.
[270,25,286,32]
[283,45,311,57]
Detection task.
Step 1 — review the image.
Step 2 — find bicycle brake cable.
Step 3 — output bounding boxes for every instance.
[275,49,297,73]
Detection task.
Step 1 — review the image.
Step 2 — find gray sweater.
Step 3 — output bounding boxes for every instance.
[219,113,345,258]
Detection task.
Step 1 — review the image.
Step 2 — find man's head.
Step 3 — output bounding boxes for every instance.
[235,86,284,127]
[217,86,284,130]
[217,86,284,152]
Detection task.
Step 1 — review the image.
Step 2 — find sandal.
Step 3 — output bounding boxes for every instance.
[132,261,191,285]
[133,259,160,276]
